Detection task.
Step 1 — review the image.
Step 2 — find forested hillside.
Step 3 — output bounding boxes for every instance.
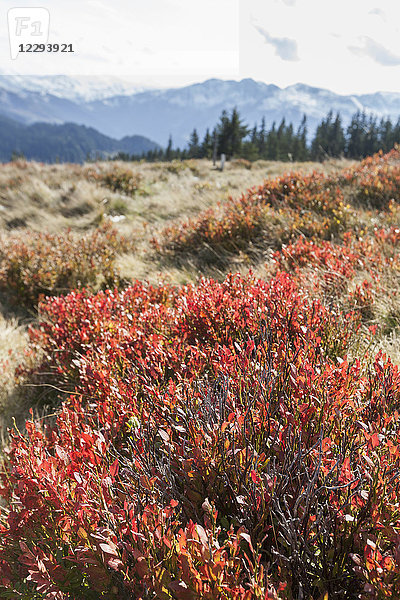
[0,116,159,163]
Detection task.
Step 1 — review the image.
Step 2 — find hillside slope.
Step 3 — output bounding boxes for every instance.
[0,151,399,598]
[0,116,159,162]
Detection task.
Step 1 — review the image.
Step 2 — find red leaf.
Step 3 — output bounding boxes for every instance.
[370,433,380,449]
[109,459,119,478]
[321,437,331,452]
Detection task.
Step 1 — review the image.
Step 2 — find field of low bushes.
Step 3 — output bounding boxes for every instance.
[0,150,399,598]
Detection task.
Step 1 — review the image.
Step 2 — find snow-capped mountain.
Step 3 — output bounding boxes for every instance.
[0,74,147,102]
[0,77,399,148]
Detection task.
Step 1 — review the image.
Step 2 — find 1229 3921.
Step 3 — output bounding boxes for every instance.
[18,43,74,53]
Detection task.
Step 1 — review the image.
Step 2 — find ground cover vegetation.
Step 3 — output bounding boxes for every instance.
[0,149,399,598]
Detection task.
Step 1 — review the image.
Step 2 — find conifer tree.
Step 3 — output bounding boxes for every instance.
[257,116,267,158]
[364,116,379,157]
[229,107,249,157]
[251,124,258,145]
[379,118,393,153]
[293,114,308,161]
[200,128,213,158]
[159,107,400,166]
[217,108,248,158]
[266,122,278,160]
[393,118,400,150]
[188,128,201,158]
[346,111,365,159]
[166,135,173,161]
[331,113,346,157]
[216,110,231,157]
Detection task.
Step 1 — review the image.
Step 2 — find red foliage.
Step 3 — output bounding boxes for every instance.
[0,270,399,598]
[1,150,400,598]
[0,223,131,307]
[153,149,400,256]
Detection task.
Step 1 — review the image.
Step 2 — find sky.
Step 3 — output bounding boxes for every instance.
[1,0,400,94]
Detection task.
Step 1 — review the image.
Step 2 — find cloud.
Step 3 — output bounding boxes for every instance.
[255,26,299,61]
[349,36,400,66]
[369,8,386,21]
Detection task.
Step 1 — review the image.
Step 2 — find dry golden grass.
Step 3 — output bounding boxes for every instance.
[0,157,354,232]
[0,312,30,435]
[0,157,354,285]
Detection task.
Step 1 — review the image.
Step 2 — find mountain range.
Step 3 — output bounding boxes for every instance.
[0,74,144,102]
[0,76,399,155]
[0,115,159,163]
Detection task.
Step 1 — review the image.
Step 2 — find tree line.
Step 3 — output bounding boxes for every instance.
[116,108,400,163]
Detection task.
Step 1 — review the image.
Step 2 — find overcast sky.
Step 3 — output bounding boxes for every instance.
[1,0,400,94]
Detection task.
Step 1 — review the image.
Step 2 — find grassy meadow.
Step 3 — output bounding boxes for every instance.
[0,157,354,425]
[0,150,399,598]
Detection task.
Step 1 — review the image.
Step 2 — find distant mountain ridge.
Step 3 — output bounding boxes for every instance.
[0,74,145,102]
[0,77,399,149]
[0,116,159,163]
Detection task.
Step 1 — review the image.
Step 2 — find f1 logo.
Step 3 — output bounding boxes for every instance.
[7,7,50,59]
